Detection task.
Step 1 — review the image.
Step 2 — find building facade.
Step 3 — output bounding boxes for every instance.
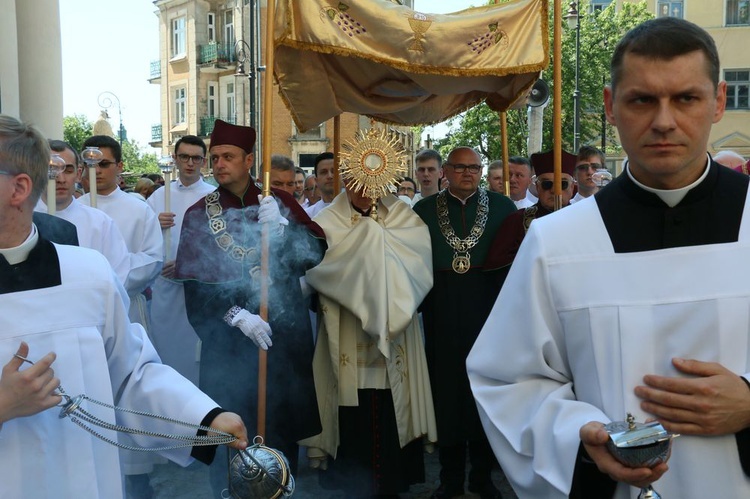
[149,0,417,176]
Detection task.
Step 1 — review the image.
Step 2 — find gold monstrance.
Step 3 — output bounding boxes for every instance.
[339,127,408,221]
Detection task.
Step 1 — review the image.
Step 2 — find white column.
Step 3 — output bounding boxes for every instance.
[0,0,20,116]
[16,0,63,138]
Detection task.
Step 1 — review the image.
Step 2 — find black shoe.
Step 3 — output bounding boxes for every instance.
[468,482,502,499]
[431,483,464,499]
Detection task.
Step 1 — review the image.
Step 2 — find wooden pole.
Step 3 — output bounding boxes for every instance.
[333,115,341,194]
[257,0,276,441]
[553,0,563,211]
[501,112,509,196]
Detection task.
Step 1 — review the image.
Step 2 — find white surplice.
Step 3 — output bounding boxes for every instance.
[468,196,750,498]
[81,188,163,329]
[146,179,215,384]
[0,242,217,499]
[302,193,437,457]
[35,197,130,286]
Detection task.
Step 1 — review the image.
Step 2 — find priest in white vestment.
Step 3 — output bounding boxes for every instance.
[0,114,247,499]
[468,18,750,499]
[303,185,437,496]
[147,136,215,384]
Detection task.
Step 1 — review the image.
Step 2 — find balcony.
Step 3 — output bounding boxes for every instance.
[198,43,236,73]
[200,115,236,137]
[148,60,161,83]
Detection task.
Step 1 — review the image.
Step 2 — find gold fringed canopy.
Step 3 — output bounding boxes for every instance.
[274,0,549,132]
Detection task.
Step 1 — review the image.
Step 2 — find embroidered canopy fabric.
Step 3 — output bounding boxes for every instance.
[274,0,549,131]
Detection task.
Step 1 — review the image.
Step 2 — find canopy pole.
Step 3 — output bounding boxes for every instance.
[501,112,509,196]
[553,0,563,210]
[257,0,276,440]
[333,115,341,194]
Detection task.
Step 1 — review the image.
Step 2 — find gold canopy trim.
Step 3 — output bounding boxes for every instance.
[274,0,549,132]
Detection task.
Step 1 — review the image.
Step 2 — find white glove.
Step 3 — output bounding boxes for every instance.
[257,194,289,227]
[224,306,273,350]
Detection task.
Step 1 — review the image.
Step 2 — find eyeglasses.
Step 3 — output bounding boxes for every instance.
[445,163,482,174]
[536,179,572,191]
[86,160,117,169]
[576,163,603,171]
[398,186,415,193]
[0,169,15,176]
[176,154,205,164]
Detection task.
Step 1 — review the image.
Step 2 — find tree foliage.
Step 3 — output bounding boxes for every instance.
[434,1,653,163]
[63,115,159,176]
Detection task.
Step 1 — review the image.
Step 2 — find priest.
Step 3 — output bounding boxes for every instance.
[468,18,750,498]
[0,114,247,499]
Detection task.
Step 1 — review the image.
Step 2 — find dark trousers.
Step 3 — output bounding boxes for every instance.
[438,437,495,490]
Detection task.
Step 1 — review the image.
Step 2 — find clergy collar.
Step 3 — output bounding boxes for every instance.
[447,188,478,205]
[0,223,38,265]
[625,153,710,208]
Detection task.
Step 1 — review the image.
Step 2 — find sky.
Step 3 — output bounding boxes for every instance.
[59,1,480,151]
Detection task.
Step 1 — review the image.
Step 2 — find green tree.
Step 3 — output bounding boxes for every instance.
[121,140,159,176]
[62,114,93,153]
[435,1,653,161]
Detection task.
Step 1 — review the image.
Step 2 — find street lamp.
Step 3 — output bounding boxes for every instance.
[98,91,124,144]
[234,39,258,133]
[565,2,581,153]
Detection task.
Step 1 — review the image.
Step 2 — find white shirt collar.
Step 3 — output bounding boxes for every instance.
[625,153,710,208]
[0,223,38,265]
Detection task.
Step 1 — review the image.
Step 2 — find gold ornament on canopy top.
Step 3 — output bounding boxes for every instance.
[339,127,407,219]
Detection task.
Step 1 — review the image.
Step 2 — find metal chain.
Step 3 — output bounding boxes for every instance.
[436,188,489,252]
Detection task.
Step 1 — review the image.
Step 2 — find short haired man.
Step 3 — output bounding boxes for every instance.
[79,135,163,332]
[507,156,534,208]
[174,119,325,496]
[413,148,443,202]
[146,135,215,384]
[267,154,296,196]
[305,152,336,218]
[484,150,577,285]
[413,146,516,498]
[0,114,247,498]
[469,18,750,498]
[294,167,306,204]
[35,140,130,287]
[713,149,746,169]
[397,176,418,201]
[486,160,505,195]
[302,174,320,208]
[570,145,606,204]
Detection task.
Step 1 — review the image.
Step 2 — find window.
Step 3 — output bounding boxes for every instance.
[726,70,750,110]
[225,82,235,122]
[589,0,612,13]
[174,87,186,124]
[294,123,324,139]
[171,17,186,58]
[658,1,684,18]
[224,10,234,46]
[727,0,750,25]
[207,13,216,42]
[207,82,217,118]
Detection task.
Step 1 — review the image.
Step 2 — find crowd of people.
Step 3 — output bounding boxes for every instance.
[2,16,750,499]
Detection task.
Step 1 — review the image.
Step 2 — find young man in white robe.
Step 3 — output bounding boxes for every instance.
[147,135,215,385]
[302,179,437,496]
[34,139,130,287]
[468,18,750,499]
[0,114,247,499]
[80,134,163,333]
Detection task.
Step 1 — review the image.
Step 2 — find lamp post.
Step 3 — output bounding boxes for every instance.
[98,91,124,144]
[234,39,257,133]
[565,2,581,153]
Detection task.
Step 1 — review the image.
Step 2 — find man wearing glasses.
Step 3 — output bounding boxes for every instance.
[146,135,215,385]
[570,145,606,204]
[413,146,516,499]
[484,150,577,285]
